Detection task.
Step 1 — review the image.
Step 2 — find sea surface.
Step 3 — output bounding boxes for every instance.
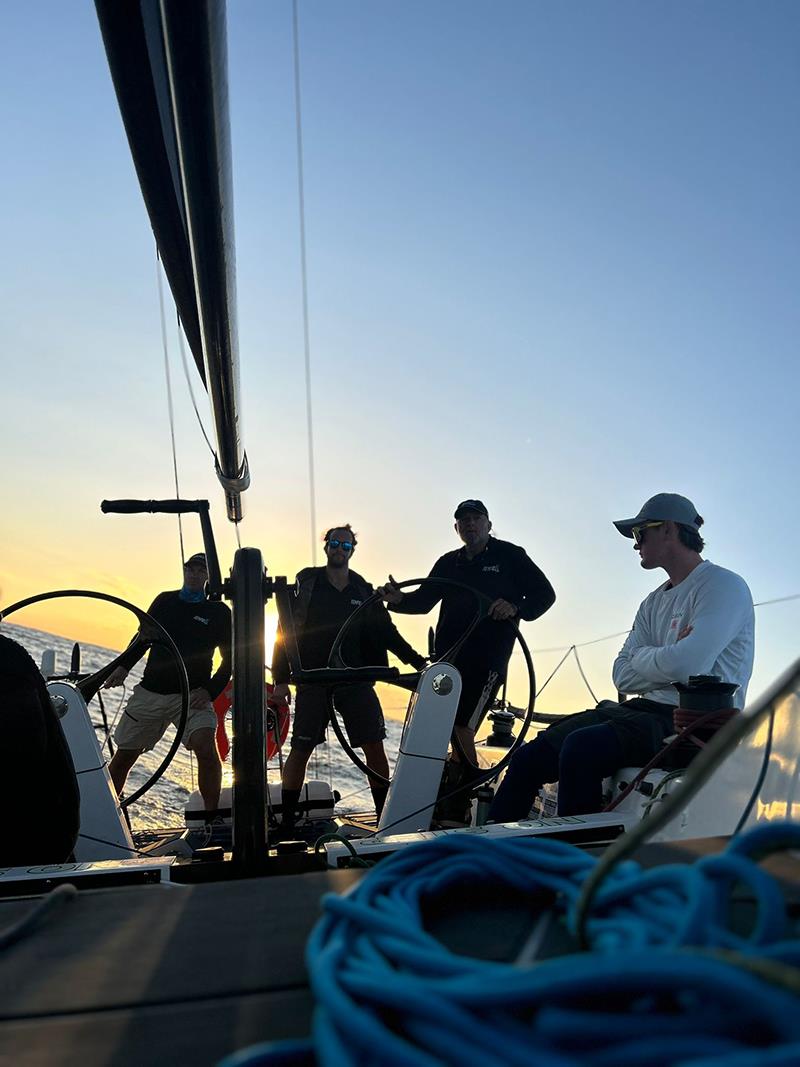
[2,621,403,831]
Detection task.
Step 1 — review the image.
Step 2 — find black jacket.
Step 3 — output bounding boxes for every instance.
[272,567,425,684]
[390,537,555,668]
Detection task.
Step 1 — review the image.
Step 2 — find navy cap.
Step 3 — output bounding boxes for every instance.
[613,494,703,538]
[454,499,489,520]
[184,552,208,568]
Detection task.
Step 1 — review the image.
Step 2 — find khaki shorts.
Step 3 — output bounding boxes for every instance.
[113,684,217,752]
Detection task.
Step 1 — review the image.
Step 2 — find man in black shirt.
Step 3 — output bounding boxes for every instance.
[272,525,426,826]
[104,553,232,814]
[380,500,555,770]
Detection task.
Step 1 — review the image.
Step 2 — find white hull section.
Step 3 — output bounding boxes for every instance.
[49,682,134,861]
[378,663,462,834]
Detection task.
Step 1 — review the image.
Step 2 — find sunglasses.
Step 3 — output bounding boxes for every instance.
[327,539,354,552]
[631,521,665,545]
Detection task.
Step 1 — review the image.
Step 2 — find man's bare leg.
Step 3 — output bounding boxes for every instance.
[108,748,142,796]
[280,747,313,830]
[361,741,390,819]
[281,747,312,792]
[187,728,222,813]
[452,725,478,766]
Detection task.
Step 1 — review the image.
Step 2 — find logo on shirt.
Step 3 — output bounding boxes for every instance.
[194,616,210,625]
[482,565,500,573]
[350,598,363,606]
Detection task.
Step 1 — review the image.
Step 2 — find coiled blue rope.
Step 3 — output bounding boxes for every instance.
[221,823,800,1066]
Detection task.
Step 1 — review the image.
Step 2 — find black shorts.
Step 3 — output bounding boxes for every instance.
[541,698,676,766]
[290,683,386,752]
[454,661,504,730]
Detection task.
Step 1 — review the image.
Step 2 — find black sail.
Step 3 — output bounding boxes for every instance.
[95,0,249,521]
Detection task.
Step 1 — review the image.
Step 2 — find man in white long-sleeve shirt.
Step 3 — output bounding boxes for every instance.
[490,493,754,821]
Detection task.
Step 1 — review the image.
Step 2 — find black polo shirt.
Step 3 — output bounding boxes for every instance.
[391,537,555,668]
[299,576,367,669]
[119,591,232,700]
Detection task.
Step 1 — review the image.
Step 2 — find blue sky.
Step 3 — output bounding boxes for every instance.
[1,1,798,711]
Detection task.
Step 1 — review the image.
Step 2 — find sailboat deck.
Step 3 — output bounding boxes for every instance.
[2,839,800,1066]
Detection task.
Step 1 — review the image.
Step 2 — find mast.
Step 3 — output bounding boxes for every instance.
[95,0,248,522]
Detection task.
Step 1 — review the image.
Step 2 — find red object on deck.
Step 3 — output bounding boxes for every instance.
[212,681,291,762]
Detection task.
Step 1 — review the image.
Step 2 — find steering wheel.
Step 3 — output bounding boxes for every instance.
[320,577,537,811]
[0,589,190,808]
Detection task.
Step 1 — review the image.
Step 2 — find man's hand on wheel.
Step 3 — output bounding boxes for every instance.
[377,575,404,606]
[488,598,517,621]
[103,666,129,688]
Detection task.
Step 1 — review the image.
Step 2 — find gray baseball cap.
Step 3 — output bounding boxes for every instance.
[613,494,703,538]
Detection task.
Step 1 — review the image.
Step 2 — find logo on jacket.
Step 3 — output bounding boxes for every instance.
[194,616,210,625]
[482,565,500,573]
[350,598,363,606]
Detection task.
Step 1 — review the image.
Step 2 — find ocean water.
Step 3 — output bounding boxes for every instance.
[2,621,404,831]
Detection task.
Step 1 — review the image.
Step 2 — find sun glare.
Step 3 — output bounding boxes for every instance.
[264,609,280,671]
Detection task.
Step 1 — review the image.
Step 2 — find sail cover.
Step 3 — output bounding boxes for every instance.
[95,0,249,521]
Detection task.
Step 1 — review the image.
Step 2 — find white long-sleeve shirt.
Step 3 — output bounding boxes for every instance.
[612,560,754,708]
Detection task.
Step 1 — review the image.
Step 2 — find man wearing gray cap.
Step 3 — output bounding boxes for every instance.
[489,493,755,822]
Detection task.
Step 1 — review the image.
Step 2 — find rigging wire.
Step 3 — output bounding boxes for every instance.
[292,0,319,566]
[572,645,598,702]
[532,593,800,657]
[506,591,800,712]
[535,629,632,655]
[156,252,185,565]
[175,312,217,458]
[754,592,800,607]
[533,645,573,697]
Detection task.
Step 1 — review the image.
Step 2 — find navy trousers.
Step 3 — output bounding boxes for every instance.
[489,723,624,822]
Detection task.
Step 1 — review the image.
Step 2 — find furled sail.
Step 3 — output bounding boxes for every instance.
[95,0,249,521]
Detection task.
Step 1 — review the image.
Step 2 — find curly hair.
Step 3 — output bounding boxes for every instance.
[323,524,357,547]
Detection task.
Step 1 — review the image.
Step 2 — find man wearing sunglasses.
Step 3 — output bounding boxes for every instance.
[272,525,426,829]
[489,493,755,822]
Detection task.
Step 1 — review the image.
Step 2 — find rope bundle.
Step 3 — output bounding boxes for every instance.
[222,824,800,1066]
[673,706,739,748]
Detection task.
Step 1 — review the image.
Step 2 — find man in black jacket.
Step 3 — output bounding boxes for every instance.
[272,525,426,826]
[104,553,231,815]
[380,500,555,772]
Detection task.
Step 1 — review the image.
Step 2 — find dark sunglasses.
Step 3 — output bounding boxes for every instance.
[631,521,665,545]
[327,539,354,552]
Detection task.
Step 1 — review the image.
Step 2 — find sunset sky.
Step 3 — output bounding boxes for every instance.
[1,1,798,719]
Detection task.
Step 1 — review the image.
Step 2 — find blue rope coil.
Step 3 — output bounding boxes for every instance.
[221,823,800,1066]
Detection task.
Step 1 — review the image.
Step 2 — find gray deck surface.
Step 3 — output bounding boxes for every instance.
[2,839,799,1066]
[0,869,358,1066]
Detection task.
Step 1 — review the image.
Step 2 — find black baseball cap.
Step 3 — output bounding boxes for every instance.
[454,499,489,520]
[184,552,208,568]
